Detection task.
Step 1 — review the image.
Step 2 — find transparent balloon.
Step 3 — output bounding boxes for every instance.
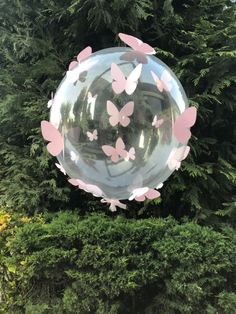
[50,47,189,200]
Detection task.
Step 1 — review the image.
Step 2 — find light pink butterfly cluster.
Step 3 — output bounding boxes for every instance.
[41,32,197,209]
[69,179,127,211]
[66,46,95,83]
[102,137,135,163]
[129,187,161,201]
[68,46,92,71]
[111,33,155,95]
[103,33,156,162]
[68,178,103,197]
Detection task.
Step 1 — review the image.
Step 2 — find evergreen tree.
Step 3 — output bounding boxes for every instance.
[0,0,235,224]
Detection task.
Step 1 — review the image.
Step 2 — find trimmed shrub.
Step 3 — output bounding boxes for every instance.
[0,210,235,313]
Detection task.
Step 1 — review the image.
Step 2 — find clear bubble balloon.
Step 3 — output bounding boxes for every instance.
[49,47,190,200]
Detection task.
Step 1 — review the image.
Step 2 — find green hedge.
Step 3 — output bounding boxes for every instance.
[0,210,235,313]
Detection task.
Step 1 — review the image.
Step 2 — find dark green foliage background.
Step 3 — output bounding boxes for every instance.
[1,211,236,313]
[0,0,235,313]
[0,0,236,222]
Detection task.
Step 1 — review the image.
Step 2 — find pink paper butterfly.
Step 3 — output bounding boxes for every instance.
[167,146,190,171]
[124,147,136,161]
[68,178,86,189]
[173,107,197,144]
[47,92,54,108]
[87,129,98,141]
[151,70,172,93]
[41,120,64,156]
[111,63,142,95]
[66,47,95,84]
[67,64,89,83]
[129,187,160,202]
[68,46,92,71]
[55,163,66,175]
[107,100,134,127]
[101,198,127,212]
[68,178,103,197]
[87,91,97,106]
[102,137,127,163]
[118,33,155,55]
[152,115,164,128]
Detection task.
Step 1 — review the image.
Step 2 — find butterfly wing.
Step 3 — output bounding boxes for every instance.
[118,33,141,50]
[77,46,92,62]
[134,187,149,201]
[68,178,88,191]
[119,101,134,127]
[129,187,149,201]
[66,67,80,83]
[115,137,127,158]
[161,70,172,92]
[125,147,136,161]
[167,146,190,170]
[118,33,155,54]
[41,120,64,156]
[128,147,135,160]
[145,189,160,200]
[68,178,85,187]
[68,178,79,186]
[93,129,98,140]
[126,64,142,95]
[67,60,96,83]
[181,146,191,161]
[102,145,119,163]
[85,184,103,197]
[173,107,197,144]
[87,131,93,141]
[175,146,191,162]
[87,93,97,105]
[151,71,164,92]
[107,100,120,126]
[138,42,155,54]
[111,63,126,94]
[135,195,146,201]
[167,149,180,171]
[68,61,78,71]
